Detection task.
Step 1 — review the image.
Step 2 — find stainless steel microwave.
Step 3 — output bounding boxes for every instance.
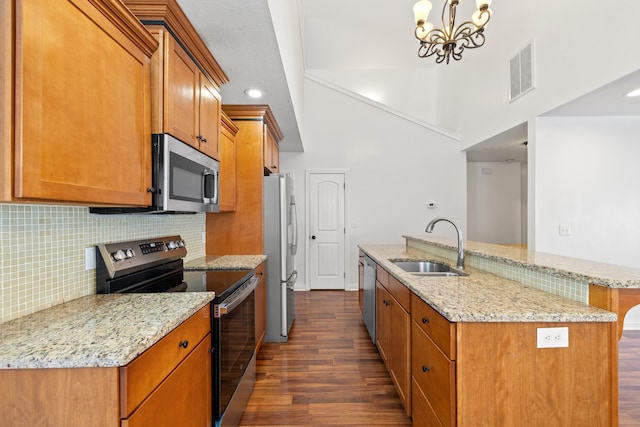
[91,134,220,214]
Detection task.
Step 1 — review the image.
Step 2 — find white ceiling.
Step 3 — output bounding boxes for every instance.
[177,0,640,158]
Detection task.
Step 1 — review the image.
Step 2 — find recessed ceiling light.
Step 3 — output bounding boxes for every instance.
[244,88,263,98]
[626,88,640,97]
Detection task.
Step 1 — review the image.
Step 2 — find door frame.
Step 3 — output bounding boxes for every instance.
[304,169,350,291]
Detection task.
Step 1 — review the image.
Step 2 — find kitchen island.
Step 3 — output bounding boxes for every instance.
[359,235,638,427]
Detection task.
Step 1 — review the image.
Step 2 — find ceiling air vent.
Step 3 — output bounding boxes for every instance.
[509,42,535,102]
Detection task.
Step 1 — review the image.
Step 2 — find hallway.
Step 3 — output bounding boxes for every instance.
[239,290,411,426]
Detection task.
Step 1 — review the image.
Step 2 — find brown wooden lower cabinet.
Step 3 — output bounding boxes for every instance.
[255,261,267,352]
[376,264,411,416]
[0,305,212,427]
[122,334,211,427]
[410,293,614,426]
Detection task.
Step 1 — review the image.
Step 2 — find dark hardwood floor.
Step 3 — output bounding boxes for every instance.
[240,291,640,426]
[619,329,640,426]
[239,290,411,426]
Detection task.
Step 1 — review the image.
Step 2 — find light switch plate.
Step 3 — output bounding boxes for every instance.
[85,247,96,270]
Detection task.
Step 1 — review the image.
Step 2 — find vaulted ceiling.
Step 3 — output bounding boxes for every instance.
[177,0,640,159]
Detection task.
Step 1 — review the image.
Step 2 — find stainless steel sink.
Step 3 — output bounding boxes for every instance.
[391,260,469,277]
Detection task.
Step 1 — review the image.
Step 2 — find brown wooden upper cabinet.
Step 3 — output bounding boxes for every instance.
[206,105,283,255]
[1,0,158,205]
[152,30,221,160]
[123,0,228,161]
[263,125,280,174]
[219,111,239,212]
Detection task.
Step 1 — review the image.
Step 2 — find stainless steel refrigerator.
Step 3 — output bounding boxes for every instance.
[263,173,298,342]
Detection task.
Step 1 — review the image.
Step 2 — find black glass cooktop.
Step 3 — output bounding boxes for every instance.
[183,269,254,301]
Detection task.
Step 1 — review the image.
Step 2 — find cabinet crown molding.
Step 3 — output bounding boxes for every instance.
[123,0,229,88]
[222,105,284,142]
[90,0,159,56]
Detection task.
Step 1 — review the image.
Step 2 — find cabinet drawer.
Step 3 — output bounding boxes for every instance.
[411,377,444,427]
[412,325,455,427]
[376,264,389,289]
[411,293,456,359]
[120,305,211,417]
[388,275,410,312]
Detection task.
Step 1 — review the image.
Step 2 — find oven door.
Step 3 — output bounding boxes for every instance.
[213,276,258,421]
[159,133,220,213]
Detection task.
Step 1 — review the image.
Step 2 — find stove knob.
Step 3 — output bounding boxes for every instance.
[112,249,126,261]
[167,241,177,250]
[178,240,185,248]
[125,248,135,258]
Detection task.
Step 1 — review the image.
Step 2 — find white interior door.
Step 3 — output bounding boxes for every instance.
[308,172,346,290]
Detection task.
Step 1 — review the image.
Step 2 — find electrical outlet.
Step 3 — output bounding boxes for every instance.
[558,225,571,236]
[537,327,569,348]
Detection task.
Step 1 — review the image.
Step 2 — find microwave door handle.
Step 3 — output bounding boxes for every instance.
[213,170,219,204]
[202,170,215,204]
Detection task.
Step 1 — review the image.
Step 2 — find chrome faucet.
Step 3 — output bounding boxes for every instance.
[425,218,465,270]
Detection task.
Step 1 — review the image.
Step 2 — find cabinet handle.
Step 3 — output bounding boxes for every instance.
[422,365,430,373]
[178,340,189,349]
[202,137,207,143]
[196,135,202,141]
[421,317,429,324]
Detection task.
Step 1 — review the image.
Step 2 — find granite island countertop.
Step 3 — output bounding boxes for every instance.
[0,293,215,369]
[404,235,640,288]
[360,244,617,324]
[184,254,267,270]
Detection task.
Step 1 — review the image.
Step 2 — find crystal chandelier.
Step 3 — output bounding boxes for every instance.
[413,0,493,64]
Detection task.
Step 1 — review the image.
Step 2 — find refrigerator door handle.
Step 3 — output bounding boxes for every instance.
[287,271,297,289]
[290,196,298,255]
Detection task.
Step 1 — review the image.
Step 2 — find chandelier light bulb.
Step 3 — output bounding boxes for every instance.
[413,0,433,24]
[415,22,434,40]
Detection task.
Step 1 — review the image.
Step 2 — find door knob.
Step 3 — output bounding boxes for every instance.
[311,235,316,240]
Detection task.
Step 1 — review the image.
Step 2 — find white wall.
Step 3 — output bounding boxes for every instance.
[439,0,640,148]
[267,0,305,139]
[467,162,522,244]
[281,78,467,290]
[535,116,640,269]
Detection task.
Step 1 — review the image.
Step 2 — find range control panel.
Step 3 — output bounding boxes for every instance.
[97,236,187,279]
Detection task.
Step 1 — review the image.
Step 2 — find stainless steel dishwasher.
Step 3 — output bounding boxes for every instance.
[363,254,376,343]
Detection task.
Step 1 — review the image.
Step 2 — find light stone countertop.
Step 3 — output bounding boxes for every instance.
[405,235,640,288]
[0,293,215,369]
[184,255,267,270]
[360,244,617,323]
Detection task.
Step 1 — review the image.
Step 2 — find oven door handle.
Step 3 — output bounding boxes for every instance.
[214,276,259,318]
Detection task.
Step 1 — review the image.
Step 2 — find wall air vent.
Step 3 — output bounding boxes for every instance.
[509,42,535,102]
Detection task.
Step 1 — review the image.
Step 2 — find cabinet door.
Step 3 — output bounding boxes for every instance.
[389,299,411,415]
[219,115,237,212]
[198,75,221,160]
[165,35,199,149]
[255,262,267,351]
[122,334,212,427]
[263,127,279,174]
[412,325,455,427]
[376,282,390,367]
[13,0,152,205]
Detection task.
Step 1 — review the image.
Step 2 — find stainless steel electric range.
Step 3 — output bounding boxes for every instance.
[96,236,257,427]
